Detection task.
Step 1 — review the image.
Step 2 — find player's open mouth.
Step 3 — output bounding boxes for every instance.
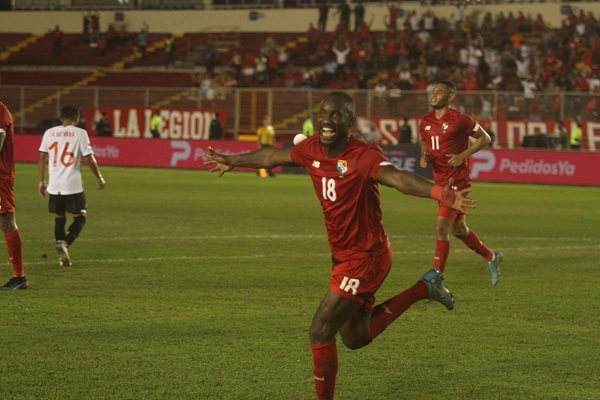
[321,127,335,139]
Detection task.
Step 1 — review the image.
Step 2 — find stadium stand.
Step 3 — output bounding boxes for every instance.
[1,3,599,137]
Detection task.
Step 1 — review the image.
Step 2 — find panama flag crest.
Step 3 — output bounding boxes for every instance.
[337,160,348,177]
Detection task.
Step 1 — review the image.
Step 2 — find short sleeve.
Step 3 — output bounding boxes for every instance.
[289,138,309,167]
[461,113,479,138]
[81,130,94,157]
[363,144,390,180]
[39,132,49,153]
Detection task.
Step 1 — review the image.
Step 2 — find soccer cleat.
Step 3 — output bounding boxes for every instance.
[56,241,72,267]
[487,251,503,286]
[420,268,455,310]
[1,276,28,290]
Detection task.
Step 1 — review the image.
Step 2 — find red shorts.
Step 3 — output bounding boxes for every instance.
[0,178,15,214]
[437,180,470,222]
[330,246,392,312]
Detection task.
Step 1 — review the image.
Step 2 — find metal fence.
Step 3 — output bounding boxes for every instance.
[10,0,567,10]
[3,85,599,139]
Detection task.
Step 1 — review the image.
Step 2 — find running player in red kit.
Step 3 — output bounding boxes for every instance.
[205,91,475,400]
[419,80,503,285]
[0,99,27,290]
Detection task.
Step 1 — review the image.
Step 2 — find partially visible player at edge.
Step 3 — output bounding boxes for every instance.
[419,80,503,285]
[0,97,27,290]
[205,91,475,400]
[38,105,105,267]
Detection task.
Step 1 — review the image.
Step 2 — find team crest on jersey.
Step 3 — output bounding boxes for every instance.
[441,122,449,131]
[337,160,348,177]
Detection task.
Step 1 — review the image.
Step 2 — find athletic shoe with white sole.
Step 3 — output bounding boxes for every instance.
[56,241,72,266]
[487,251,503,286]
[420,268,455,310]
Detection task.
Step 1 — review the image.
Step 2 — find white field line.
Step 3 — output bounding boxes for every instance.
[24,234,598,243]
[25,243,600,266]
[25,254,268,266]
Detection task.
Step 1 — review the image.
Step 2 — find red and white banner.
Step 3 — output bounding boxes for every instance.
[13,136,598,185]
[370,117,600,151]
[14,135,277,172]
[470,149,600,186]
[84,107,227,140]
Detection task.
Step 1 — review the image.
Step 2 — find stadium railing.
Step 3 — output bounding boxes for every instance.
[9,0,571,11]
[3,85,598,146]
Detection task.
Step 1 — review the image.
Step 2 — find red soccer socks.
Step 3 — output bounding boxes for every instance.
[368,281,429,341]
[434,239,450,272]
[310,341,338,400]
[462,230,493,262]
[5,230,24,277]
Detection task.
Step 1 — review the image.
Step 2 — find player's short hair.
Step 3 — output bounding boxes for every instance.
[326,91,355,116]
[61,105,80,120]
[437,80,456,94]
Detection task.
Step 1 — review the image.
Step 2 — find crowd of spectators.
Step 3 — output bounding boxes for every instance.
[315,4,599,93]
[47,4,596,120]
[53,12,151,60]
[206,3,599,120]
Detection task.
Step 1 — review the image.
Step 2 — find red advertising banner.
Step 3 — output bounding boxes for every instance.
[83,107,227,140]
[14,135,276,172]
[369,117,600,151]
[13,136,598,185]
[470,149,600,186]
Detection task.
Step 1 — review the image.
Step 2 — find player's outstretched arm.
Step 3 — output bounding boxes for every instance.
[204,146,296,177]
[377,165,475,213]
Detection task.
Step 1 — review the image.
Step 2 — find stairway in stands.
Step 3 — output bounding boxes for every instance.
[6,33,184,122]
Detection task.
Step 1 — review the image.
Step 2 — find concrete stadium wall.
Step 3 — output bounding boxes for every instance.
[0,3,597,35]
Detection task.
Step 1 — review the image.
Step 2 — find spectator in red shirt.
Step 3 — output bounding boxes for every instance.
[51,25,63,56]
[90,10,100,45]
[106,24,118,50]
[307,22,318,54]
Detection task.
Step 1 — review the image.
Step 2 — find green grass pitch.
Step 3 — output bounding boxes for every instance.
[2,163,599,399]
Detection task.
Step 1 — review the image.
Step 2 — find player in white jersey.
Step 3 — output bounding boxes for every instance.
[38,105,106,266]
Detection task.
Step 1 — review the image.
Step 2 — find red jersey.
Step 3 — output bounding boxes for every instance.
[290,136,390,261]
[0,102,16,180]
[419,108,478,186]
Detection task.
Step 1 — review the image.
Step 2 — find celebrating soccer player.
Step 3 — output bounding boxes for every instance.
[205,91,475,399]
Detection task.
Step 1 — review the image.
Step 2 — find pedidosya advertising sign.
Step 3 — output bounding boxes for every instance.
[470,149,600,186]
